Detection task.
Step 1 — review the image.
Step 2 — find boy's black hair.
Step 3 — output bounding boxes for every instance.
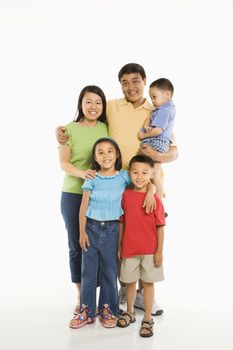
[150,78,174,96]
[74,85,107,124]
[118,63,146,82]
[129,155,155,169]
[91,137,122,171]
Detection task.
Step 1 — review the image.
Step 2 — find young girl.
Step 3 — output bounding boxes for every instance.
[59,86,108,317]
[69,138,156,329]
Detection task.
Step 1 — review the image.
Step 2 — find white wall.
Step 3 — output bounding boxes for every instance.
[0,0,232,313]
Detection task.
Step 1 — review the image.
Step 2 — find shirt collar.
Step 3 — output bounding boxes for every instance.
[119,98,153,111]
[158,100,174,110]
[119,98,128,106]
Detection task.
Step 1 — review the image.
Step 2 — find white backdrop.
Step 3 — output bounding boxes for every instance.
[0,0,233,345]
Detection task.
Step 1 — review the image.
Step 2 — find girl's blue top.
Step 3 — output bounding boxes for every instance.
[82,170,131,221]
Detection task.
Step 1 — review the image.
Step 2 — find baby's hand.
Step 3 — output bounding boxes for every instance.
[144,126,152,134]
[138,129,146,140]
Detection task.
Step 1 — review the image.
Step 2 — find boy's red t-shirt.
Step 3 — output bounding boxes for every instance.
[119,189,165,258]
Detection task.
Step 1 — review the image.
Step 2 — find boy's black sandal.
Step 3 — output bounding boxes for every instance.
[139,319,154,337]
[117,311,136,328]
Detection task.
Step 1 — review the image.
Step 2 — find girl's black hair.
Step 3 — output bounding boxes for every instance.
[74,85,107,124]
[91,137,122,171]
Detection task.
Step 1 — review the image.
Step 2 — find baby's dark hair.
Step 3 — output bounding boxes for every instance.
[74,85,107,124]
[91,137,122,171]
[129,155,155,169]
[118,63,146,81]
[150,78,174,96]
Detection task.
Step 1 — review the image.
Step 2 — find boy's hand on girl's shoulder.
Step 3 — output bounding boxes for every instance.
[154,251,163,267]
[79,233,90,252]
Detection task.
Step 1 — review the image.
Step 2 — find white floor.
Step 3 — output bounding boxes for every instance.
[1,301,233,350]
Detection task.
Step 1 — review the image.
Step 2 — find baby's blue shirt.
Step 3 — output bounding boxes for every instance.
[150,100,175,142]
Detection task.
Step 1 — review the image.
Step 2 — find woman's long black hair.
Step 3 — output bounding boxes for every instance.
[74,85,107,124]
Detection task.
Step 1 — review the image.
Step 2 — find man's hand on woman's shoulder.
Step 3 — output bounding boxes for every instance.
[56,126,68,144]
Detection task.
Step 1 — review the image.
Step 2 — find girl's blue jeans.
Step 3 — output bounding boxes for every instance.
[81,218,119,318]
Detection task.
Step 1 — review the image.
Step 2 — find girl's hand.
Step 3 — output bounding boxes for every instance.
[118,247,122,260]
[80,169,97,180]
[143,190,156,213]
[79,233,90,252]
[154,251,163,267]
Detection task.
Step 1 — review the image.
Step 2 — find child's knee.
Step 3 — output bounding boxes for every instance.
[141,280,154,289]
[126,281,137,288]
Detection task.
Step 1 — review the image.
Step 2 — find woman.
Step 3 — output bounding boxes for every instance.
[59,85,108,316]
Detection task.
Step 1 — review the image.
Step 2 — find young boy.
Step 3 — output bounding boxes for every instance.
[138,78,175,199]
[117,155,166,338]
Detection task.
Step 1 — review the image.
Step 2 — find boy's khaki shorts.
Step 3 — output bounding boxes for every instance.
[120,255,164,283]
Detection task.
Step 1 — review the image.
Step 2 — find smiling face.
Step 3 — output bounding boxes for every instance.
[81,92,103,123]
[129,162,153,192]
[149,86,171,108]
[94,141,117,172]
[120,73,146,108]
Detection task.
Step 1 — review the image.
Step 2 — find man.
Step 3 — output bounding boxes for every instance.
[56,63,178,315]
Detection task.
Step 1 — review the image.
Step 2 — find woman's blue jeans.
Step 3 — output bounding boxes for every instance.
[81,218,119,318]
[60,192,82,283]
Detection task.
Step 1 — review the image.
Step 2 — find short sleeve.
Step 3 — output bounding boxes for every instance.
[120,170,132,187]
[119,191,126,222]
[82,179,93,192]
[119,215,125,223]
[154,196,166,226]
[150,109,170,130]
